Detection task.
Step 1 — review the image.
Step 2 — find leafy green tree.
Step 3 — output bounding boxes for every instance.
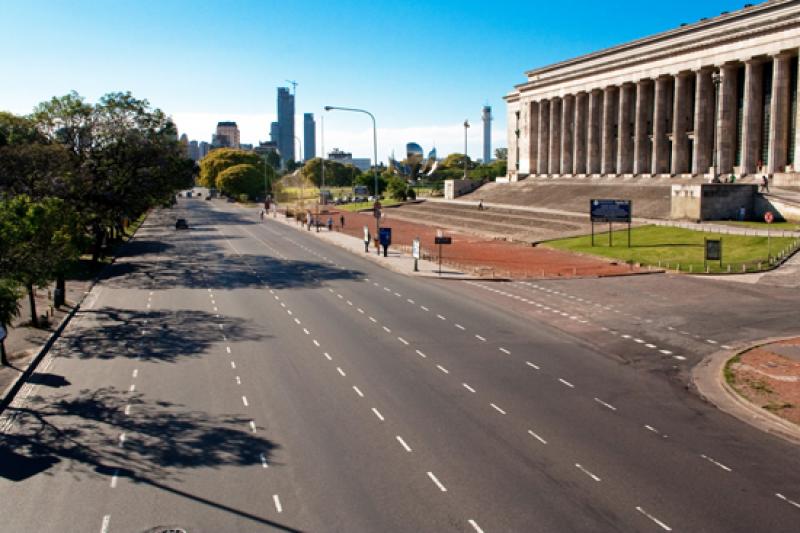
[386,175,409,201]
[265,150,281,171]
[303,158,361,187]
[199,148,270,191]
[494,147,508,160]
[355,171,387,196]
[217,164,264,200]
[0,278,22,365]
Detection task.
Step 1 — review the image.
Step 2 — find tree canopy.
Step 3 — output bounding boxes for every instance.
[302,158,362,188]
[217,164,265,200]
[199,148,272,195]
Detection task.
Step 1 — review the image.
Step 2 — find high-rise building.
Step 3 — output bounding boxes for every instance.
[214,121,240,149]
[277,87,295,165]
[199,141,210,159]
[303,113,316,161]
[188,140,200,161]
[270,122,280,144]
[482,105,492,164]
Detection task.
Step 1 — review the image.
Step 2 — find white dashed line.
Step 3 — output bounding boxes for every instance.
[455,323,465,330]
[475,334,486,341]
[242,396,249,407]
[636,506,672,531]
[659,349,673,355]
[226,346,231,354]
[396,435,412,452]
[353,386,364,398]
[437,314,446,320]
[499,347,511,355]
[110,469,118,488]
[558,378,575,388]
[468,519,484,533]
[132,369,138,378]
[249,421,257,433]
[575,463,601,482]
[100,514,111,533]
[129,384,135,393]
[427,471,448,492]
[463,383,476,393]
[324,352,332,361]
[118,433,126,447]
[490,403,507,415]
[420,306,429,311]
[700,454,732,472]
[337,367,346,377]
[236,376,241,385]
[407,299,415,304]
[528,429,547,444]
[357,308,364,314]
[369,316,377,323]
[415,349,427,358]
[383,326,391,333]
[594,398,617,411]
[526,361,540,370]
[124,404,131,416]
[776,493,800,509]
[260,453,268,468]
[645,343,657,349]
[313,339,320,347]
[371,407,384,421]
[707,339,718,345]
[436,365,450,374]
[398,337,409,345]
[273,494,282,513]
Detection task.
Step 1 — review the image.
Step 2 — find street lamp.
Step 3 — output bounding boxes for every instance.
[711,70,721,178]
[325,105,380,238]
[463,119,470,179]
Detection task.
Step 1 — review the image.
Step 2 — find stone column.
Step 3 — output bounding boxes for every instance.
[633,79,653,175]
[768,53,791,174]
[573,92,588,174]
[528,101,539,176]
[617,83,634,174]
[692,68,715,176]
[795,55,800,170]
[549,97,562,175]
[717,64,737,175]
[588,90,602,174]
[507,103,518,178]
[537,99,550,175]
[652,76,669,174]
[517,103,530,175]
[601,86,618,175]
[741,59,764,174]
[561,95,575,175]
[671,72,691,175]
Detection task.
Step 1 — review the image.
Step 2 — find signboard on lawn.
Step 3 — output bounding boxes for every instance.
[590,199,632,223]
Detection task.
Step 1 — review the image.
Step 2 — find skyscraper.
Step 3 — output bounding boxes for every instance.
[482,105,492,164]
[277,87,295,166]
[270,121,280,144]
[214,121,240,149]
[303,113,316,161]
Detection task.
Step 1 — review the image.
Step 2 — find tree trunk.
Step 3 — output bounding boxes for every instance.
[91,226,103,265]
[55,273,66,308]
[27,284,38,328]
[0,322,7,366]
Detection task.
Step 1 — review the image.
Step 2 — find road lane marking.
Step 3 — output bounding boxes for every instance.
[242,396,249,407]
[455,324,465,330]
[558,378,575,388]
[645,343,657,349]
[369,316,377,323]
[353,386,364,398]
[118,433,126,447]
[436,365,450,374]
[407,299,415,304]
[633,338,645,344]
[776,493,800,509]
[100,515,111,533]
[437,314,446,320]
[475,334,486,341]
[324,352,332,361]
[347,300,353,306]
[420,306,429,311]
[575,463,601,482]
[707,339,718,345]
[249,421,257,433]
[383,326,391,333]
[213,307,218,312]
[357,308,364,314]
[398,337,409,345]
[236,376,241,385]
[673,355,687,361]
[659,349,672,355]
[287,310,293,315]
[313,339,320,347]
[371,408,384,421]
[231,361,236,369]
[526,361,540,370]
[132,369,138,378]
[499,347,511,354]
[468,520,484,533]
[463,383,476,393]
[700,454,732,472]
[635,506,672,531]
[394,292,402,297]
[528,429,547,444]
[303,328,310,335]
[337,367,346,377]
[415,350,427,358]
[490,403,507,415]
[124,404,131,416]
[396,435,412,452]
[260,453,268,468]
[427,471,447,492]
[129,384,135,392]
[594,398,617,411]
[226,346,231,354]
[273,494,282,513]
[110,469,118,488]
[293,318,300,324]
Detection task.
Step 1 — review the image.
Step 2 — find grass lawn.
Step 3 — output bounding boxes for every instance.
[543,225,800,273]
[707,220,800,231]
[337,199,402,212]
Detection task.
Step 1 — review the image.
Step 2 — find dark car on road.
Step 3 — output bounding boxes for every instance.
[175,218,189,230]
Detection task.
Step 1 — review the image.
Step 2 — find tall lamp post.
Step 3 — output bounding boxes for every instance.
[324,105,380,237]
[711,70,721,178]
[463,119,470,179]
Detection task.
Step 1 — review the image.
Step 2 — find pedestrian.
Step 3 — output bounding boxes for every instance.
[761,175,769,193]
[738,206,746,221]
[364,230,370,253]
[478,199,484,210]
[327,216,333,232]
[259,209,265,221]
[340,214,345,229]
[728,173,736,184]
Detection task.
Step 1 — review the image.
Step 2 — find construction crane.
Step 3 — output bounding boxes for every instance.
[286,80,298,95]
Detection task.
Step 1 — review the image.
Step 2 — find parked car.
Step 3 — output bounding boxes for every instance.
[175,218,189,230]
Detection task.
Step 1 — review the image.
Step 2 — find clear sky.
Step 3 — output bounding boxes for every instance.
[3,0,743,162]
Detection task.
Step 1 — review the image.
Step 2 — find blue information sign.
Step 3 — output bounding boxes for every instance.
[379,227,392,247]
[590,199,632,223]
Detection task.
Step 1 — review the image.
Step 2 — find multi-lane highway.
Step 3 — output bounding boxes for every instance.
[1,193,799,532]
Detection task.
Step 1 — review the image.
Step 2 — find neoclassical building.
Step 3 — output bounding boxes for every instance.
[505,0,800,182]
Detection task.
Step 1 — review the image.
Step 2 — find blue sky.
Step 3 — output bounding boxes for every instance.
[3,0,742,162]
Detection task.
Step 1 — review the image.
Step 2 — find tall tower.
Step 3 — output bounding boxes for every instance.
[482,105,492,163]
[277,87,295,166]
[303,113,316,161]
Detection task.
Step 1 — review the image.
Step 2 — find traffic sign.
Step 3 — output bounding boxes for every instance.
[434,236,452,245]
[764,211,774,224]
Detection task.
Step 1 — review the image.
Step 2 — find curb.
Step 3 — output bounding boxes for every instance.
[0,213,148,415]
[691,336,800,446]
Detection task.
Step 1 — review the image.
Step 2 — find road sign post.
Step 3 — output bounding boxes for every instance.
[379,227,392,258]
[704,238,722,271]
[434,232,452,275]
[765,211,774,262]
[412,238,420,272]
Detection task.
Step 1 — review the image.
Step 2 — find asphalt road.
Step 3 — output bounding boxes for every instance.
[1,193,799,532]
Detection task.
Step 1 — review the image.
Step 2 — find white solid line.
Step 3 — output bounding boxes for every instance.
[475,334,486,341]
[324,352,332,361]
[398,337,409,345]
[273,494,282,513]
[100,514,111,533]
[415,349,427,358]
[132,369,138,378]
[383,326,391,333]
[528,429,547,444]
[110,469,118,488]
[776,493,800,509]
[396,435,412,452]
[124,404,131,416]
[242,396,249,407]
[371,407,384,421]
[526,361,540,370]
[700,454,732,472]
[427,471,448,492]
[468,519,484,533]
[353,386,364,398]
[594,398,617,411]
[635,506,672,531]
[231,361,236,369]
[420,306,429,311]
[226,346,231,354]
[463,383,476,393]
[499,347,511,354]
[313,339,320,347]
[436,364,450,374]
[260,453,268,468]
[559,378,575,388]
[575,463,601,482]
[337,367,346,377]
[455,323,465,330]
[249,420,257,433]
[490,403,507,415]
[129,384,135,393]
[437,314,446,320]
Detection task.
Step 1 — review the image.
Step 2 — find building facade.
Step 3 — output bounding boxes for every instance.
[277,87,295,166]
[214,121,240,149]
[328,148,371,172]
[505,0,800,181]
[304,113,316,161]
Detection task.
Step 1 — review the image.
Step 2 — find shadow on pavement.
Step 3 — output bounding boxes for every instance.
[27,373,71,388]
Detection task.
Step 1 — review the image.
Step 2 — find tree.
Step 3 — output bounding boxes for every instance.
[494,147,508,160]
[355,171,387,196]
[264,150,281,171]
[216,164,264,200]
[0,278,22,365]
[199,148,270,192]
[386,175,410,201]
[302,158,362,187]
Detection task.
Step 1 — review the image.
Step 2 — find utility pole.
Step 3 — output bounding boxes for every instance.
[463,119,470,179]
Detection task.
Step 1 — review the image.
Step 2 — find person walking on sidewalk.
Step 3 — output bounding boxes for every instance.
[327,216,333,232]
[340,214,345,229]
[761,175,770,193]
